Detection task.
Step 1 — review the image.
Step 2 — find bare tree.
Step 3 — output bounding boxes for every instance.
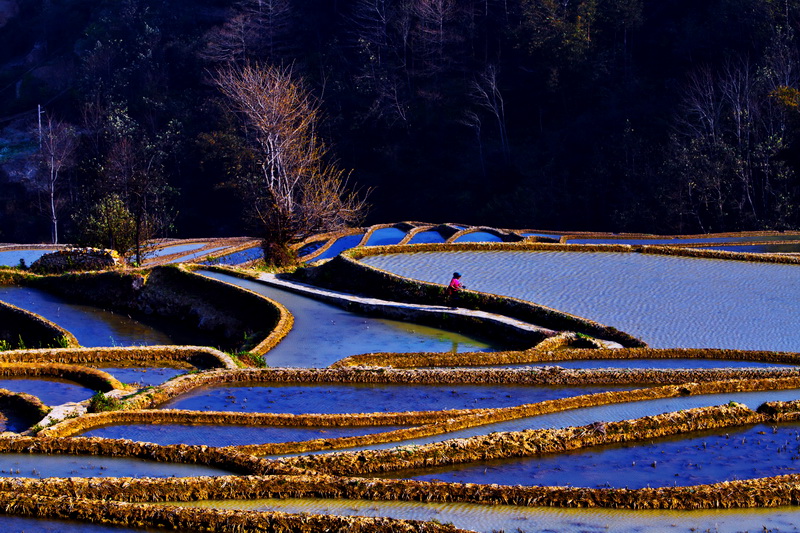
[202,0,293,64]
[470,64,509,159]
[213,62,369,266]
[412,0,464,78]
[35,114,78,244]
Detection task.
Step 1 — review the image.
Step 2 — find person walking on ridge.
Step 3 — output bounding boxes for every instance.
[445,272,464,306]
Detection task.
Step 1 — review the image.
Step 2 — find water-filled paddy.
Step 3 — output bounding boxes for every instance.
[310,388,800,454]
[95,366,187,387]
[297,240,327,257]
[199,271,497,367]
[175,497,800,533]
[0,453,232,478]
[0,516,157,533]
[311,234,364,261]
[0,249,57,267]
[525,358,796,370]
[145,242,206,259]
[361,250,800,351]
[160,382,633,414]
[0,378,94,406]
[0,286,174,347]
[452,231,503,243]
[200,246,262,266]
[365,227,407,246]
[708,242,800,253]
[407,230,447,244]
[568,234,800,245]
[79,423,408,446]
[390,423,800,488]
[166,246,228,263]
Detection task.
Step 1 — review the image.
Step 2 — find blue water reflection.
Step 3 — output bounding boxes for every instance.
[365,228,407,246]
[310,234,364,261]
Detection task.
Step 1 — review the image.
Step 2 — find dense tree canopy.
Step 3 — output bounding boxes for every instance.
[1,0,800,244]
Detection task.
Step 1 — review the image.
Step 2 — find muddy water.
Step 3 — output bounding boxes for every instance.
[79,423,408,446]
[0,378,94,405]
[199,271,496,367]
[160,382,633,414]
[173,497,800,533]
[0,286,174,347]
[361,250,800,351]
[0,453,233,478]
[391,423,800,488]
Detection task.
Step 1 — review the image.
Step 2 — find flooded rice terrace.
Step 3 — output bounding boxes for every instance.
[387,423,800,488]
[200,271,496,367]
[174,498,800,533]
[0,453,232,478]
[294,388,800,455]
[361,250,800,351]
[79,422,409,446]
[160,382,633,413]
[0,377,94,405]
[7,232,800,532]
[0,286,174,347]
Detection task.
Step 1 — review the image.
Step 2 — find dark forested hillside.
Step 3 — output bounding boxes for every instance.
[2,0,800,243]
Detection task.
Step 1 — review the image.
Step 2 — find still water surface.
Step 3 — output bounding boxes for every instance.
[160,382,633,413]
[0,453,232,478]
[199,271,496,367]
[0,286,173,347]
[0,378,94,405]
[80,423,408,446]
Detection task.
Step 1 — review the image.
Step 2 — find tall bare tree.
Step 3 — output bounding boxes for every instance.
[213,62,369,266]
[35,114,78,244]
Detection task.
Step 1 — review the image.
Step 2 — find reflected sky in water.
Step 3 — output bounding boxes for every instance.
[0,286,173,347]
[198,271,494,367]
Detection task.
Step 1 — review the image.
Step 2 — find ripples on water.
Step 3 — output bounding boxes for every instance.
[175,497,800,533]
[361,251,800,351]
[395,423,800,488]
[297,388,800,455]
